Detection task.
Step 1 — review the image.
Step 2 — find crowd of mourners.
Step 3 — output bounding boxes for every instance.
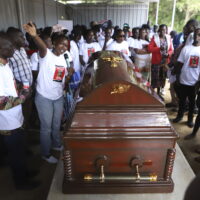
[0,18,200,190]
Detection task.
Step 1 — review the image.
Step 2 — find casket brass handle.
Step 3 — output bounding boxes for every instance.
[100,165,105,183]
[84,155,157,182]
[84,164,157,182]
[135,164,140,181]
[83,173,157,182]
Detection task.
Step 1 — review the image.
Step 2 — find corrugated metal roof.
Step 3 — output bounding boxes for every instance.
[55,0,159,5]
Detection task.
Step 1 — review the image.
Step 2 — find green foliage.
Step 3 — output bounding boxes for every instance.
[149,0,200,33]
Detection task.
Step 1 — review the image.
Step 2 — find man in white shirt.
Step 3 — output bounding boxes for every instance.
[173,28,200,128]
[0,31,39,190]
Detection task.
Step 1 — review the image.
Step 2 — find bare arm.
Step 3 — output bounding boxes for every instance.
[79,55,85,66]
[23,22,47,58]
[134,48,149,55]
[0,87,30,110]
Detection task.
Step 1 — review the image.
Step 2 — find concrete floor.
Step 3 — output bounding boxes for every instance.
[47,145,195,200]
[0,82,200,200]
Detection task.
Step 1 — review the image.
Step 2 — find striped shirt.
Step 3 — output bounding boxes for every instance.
[8,48,33,86]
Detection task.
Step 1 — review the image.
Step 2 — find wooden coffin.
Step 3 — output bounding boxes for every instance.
[63,51,178,194]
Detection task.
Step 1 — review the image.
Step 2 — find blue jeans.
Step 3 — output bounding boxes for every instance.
[35,92,64,157]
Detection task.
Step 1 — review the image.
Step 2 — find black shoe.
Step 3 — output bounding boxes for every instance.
[26,169,39,178]
[15,179,40,190]
[194,108,198,114]
[184,133,195,140]
[171,108,178,112]
[172,116,183,123]
[26,149,34,156]
[187,121,194,128]
[195,148,200,154]
[166,103,177,108]
[194,156,200,163]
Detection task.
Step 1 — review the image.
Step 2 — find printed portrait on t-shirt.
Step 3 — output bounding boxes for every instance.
[189,56,199,68]
[87,48,95,57]
[53,65,65,82]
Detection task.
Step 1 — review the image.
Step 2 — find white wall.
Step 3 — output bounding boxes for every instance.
[0,0,67,30]
[65,3,149,28]
[0,0,149,30]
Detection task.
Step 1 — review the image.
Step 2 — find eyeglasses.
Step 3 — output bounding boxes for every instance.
[118,35,125,38]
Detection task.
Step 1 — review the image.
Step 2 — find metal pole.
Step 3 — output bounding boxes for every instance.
[147,0,150,23]
[43,0,47,26]
[15,0,23,30]
[171,0,177,30]
[56,0,58,22]
[155,0,159,25]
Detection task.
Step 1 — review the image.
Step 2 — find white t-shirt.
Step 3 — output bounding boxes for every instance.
[0,63,23,130]
[36,49,67,100]
[78,35,85,47]
[99,38,113,49]
[70,40,81,72]
[178,45,200,85]
[79,42,101,64]
[134,39,151,68]
[127,37,138,48]
[106,40,132,63]
[107,40,130,56]
[30,52,39,71]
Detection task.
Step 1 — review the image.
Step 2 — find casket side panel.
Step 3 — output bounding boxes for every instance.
[64,138,175,180]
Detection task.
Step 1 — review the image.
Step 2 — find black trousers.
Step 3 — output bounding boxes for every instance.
[0,129,27,182]
[177,83,196,119]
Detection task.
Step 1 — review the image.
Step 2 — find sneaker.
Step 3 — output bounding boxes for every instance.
[42,155,58,164]
[52,145,63,151]
[187,121,194,128]
[160,88,166,96]
[76,97,83,103]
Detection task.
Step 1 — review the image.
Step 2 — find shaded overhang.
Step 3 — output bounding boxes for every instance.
[55,0,159,5]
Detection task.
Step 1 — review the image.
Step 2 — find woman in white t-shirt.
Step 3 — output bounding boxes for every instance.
[70,30,81,74]
[134,27,151,81]
[30,34,53,81]
[79,29,101,69]
[98,27,113,50]
[69,30,82,93]
[106,29,132,63]
[24,22,69,164]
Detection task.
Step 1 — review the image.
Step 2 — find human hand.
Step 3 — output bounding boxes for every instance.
[67,66,75,76]
[23,22,37,37]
